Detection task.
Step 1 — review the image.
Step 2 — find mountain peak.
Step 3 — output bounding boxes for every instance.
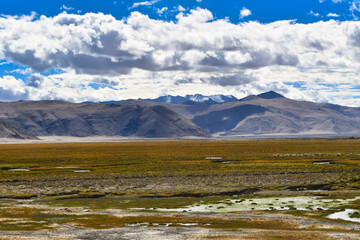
[144,94,238,104]
[257,91,285,99]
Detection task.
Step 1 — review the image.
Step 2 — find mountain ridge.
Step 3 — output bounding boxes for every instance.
[0,102,210,138]
[1,91,359,139]
[116,91,360,137]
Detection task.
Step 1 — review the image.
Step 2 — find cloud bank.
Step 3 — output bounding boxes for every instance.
[0,9,359,106]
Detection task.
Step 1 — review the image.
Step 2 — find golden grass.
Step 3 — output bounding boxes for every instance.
[0,139,358,196]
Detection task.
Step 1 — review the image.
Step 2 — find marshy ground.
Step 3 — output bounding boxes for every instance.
[0,139,359,239]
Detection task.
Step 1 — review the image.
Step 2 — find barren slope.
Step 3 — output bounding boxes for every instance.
[0,101,210,138]
[0,119,38,139]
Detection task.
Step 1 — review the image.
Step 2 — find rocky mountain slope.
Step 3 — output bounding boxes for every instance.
[0,119,38,139]
[118,91,360,137]
[0,101,210,138]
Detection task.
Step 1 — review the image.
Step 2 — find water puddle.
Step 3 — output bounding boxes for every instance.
[313,161,331,165]
[125,222,200,227]
[328,209,360,223]
[7,169,30,172]
[55,166,79,169]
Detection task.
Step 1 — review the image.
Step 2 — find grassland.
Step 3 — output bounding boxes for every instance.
[0,138,359,239]
[0,139,359,196]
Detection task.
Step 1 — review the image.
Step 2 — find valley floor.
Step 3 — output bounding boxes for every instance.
[0,139,359,239]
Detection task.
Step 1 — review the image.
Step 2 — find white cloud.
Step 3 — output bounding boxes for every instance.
[309,11,320,17]
[320,0,345,3]
[0,9,359,106]
[60,5,74,11]
[0,76,28,101]
[240,7,252,18]
[156,7,168,15]
[178,5,186,12]
[131,0,160,9]
[327,12,340,17]
[321,0,360,14]
[350,0,360,11]
[10,68,32,75]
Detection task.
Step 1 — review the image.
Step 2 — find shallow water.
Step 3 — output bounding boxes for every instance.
[155,196,360,213]
[328,209,360,223]
[7,169,30,172]
[73,170,91,173]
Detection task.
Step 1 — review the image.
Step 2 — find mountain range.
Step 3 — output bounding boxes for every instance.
[0,91,359,139]
[0,101,209,138]
[118,91,360,137]
[87,94,238,105]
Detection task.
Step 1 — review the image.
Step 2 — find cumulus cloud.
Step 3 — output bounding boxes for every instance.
[207,73,255,86]
[26,73,44,88]
[240,7,252,18]
[0,9,301,76]
[0,76,28,101]
[0,9,359,105]
[327,12,340,17]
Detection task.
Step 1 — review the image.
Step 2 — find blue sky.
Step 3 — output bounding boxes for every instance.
[0,0,359,106]
[0,0,356,23]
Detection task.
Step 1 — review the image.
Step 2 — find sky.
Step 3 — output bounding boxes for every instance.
[0,0,360,106]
